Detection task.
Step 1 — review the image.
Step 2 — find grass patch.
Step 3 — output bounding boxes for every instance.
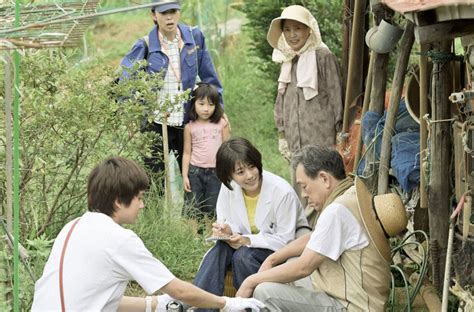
[220,33,290,180]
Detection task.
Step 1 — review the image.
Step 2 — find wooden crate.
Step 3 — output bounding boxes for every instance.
[223,270,237,297]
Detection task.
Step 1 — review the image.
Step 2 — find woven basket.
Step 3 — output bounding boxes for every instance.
[223,270,237,297]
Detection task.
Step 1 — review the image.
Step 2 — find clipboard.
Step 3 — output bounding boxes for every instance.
[205,235,231,243]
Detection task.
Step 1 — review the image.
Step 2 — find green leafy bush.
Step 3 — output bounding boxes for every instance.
[1,48,192,240]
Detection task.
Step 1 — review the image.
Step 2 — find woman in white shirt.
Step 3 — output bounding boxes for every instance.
[193,137,309,311]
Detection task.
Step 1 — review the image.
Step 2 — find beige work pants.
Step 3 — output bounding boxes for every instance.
[254,282,346,312]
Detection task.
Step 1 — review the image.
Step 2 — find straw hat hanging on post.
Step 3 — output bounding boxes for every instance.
[355,177,408,262]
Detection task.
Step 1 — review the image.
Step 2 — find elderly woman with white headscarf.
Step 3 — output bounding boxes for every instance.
[268,5,343,158]
[268,5,343,227]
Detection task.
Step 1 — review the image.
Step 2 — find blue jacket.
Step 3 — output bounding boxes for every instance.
[120,23,223,124]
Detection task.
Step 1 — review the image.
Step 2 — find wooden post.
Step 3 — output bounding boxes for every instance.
[419,44,429,209]
[353,51,375,173]
[342,0,353,90]
[368,53,389,113]
[428,39,453,292]
[342,0,367,137]
[377,21,415,195]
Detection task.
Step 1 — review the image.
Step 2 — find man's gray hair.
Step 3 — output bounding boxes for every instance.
[291,145,346,180]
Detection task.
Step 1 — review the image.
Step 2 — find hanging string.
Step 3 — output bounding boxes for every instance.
[416,51,464,63]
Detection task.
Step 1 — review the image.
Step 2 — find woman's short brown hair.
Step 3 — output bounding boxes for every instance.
[216,137,262,190]
[87,157,149,216]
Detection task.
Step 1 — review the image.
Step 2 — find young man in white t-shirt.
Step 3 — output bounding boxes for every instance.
[32,157,264,311]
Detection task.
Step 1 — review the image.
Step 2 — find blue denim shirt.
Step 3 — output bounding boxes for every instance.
[120,23,223,124]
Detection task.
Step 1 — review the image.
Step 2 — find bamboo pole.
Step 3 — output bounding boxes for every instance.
[353,51,374,173]
[162,118,171,207]
[441,222,454,312]
[12,2,21,310]
[3,53,13,233]
[419,44,429,209]
[342,0,367,138]
[377,21,415,195]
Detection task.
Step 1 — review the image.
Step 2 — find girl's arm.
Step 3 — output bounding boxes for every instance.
[182,125,192,192]
[222,118,231,141]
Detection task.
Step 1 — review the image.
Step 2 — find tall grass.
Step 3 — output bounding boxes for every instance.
[128,192,209,281]
[220,33,290,180]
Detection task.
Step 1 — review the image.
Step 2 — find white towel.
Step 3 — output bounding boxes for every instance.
[277,49,318,101]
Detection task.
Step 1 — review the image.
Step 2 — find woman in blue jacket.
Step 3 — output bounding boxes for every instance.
[120,0,223,178]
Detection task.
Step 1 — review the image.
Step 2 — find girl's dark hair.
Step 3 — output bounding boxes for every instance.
[216,137,263,190]
[87,157,149,216]
[188,83,223,123]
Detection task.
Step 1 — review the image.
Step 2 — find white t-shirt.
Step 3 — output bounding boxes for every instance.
[32,212,175,312]
[306,203,369,261]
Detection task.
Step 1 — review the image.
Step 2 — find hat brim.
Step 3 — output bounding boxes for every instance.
[267,16,311,49]
[154,3,180,13]
[355,177,391,263]
[266,5,317,50]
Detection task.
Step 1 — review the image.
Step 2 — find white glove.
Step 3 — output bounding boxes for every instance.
[223,296,265,311]
[278,138,291,162]
[156,294,174,312]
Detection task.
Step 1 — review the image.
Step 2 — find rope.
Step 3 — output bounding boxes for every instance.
[422,114,458,126]
[417,51,464,63]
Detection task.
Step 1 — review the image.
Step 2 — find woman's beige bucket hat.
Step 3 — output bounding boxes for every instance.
[267,5,320,50]
[355,177,408,263]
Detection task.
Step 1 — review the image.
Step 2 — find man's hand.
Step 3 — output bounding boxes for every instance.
[235,276,258,298]
[258,255,277,272]
[222,296,264,311]
[156,294,173,311]
[278,138,291,162]
[227,234,250,250]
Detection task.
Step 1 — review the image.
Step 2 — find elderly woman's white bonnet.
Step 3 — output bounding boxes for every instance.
[266,5,322,51]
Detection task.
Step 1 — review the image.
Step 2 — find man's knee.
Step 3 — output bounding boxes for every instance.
[253,282,278,301]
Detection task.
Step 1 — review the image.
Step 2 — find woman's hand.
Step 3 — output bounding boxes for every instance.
[227,234,250,249]
[183,176,191,192]
[211,222,232,236]
[278,138,291,162]
[223,113,232,132]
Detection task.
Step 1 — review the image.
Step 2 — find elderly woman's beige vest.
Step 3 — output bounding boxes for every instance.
[311,186,391,311]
